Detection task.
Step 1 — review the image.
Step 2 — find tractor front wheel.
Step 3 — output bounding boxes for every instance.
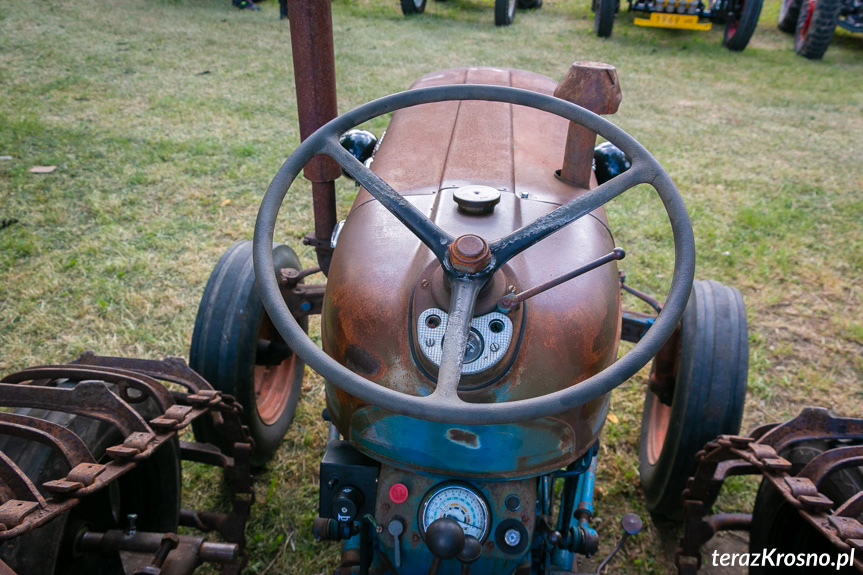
[794,0,841,58]
[638,280,748,520]
[723,0,764,50]
[402,0,427,15]
[778,0,803,32]
[190,240,307,467]
[594,0,616,37]
[495,0,517,26]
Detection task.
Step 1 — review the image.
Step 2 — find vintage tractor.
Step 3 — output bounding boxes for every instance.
[0,1,763,574]
[399,0,541,27]
[592,0,763,52]
[191,0,752,572]
[777,0,863,58]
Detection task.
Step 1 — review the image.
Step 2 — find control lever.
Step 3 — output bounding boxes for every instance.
[593,513,643,575]
[425,518,465,575]
[387,518,405,568]
[457,535,483,575]
[497,248,625,313]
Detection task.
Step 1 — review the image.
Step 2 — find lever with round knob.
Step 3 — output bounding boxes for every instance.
[457,535,483,575]
[425,517,465,575]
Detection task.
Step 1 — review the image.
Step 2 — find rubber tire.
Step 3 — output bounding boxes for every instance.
[638,280,748,520]
[723,0,764,51]
[517,0,542,9]
[749,441,863,574]
[594,0,615,38]
[495,0,516,26]
[401,0,426,15]
[190,240,307,468]
[0,397,181,574]
[778,0,802,32]
[794,0,841,59]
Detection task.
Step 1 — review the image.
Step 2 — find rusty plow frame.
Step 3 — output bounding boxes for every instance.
[0,352,255,575]
[677,407,863,573]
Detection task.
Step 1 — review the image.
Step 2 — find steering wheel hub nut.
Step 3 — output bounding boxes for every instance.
[449,234,492,274]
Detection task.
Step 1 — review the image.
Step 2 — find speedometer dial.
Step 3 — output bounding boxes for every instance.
[419,483,490,541]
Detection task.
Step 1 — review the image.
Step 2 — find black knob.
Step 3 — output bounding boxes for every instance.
[621,513,643,535]
[425,517,465,560]
[330,486,363,523]
[457,535,482,564]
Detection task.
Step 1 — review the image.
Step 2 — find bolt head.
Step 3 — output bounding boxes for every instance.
[504,528,521,547]
[449,234,491,273]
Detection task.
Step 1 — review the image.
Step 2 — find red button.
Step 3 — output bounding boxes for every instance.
[389,483,409,504]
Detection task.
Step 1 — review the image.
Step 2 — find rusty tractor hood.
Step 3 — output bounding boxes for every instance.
[321,67,621,478]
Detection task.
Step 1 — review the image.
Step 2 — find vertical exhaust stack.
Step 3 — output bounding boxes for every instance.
[553,62,622,189]
[288,0,342,274]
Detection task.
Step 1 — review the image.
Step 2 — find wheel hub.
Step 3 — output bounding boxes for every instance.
[448,234,492,274]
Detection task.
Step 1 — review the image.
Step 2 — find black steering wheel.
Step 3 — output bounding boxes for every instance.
[254,84,695,425]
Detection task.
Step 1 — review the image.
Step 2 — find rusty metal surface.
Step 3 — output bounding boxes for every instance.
[320,68,622,472]
[448,234,493,274]
[351,67,613,207]
[287,0,341,273]
[553,62,623,189]
[646,325,680,406]
[256,75,695,426]
[497,247,625,312]
[0,413,95,470]
[0,353,254,575]
[80,530,239,565]
[677,407,863,574]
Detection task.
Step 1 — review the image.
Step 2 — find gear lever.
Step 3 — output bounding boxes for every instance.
[457,535,483,575]
[425,517,465,575]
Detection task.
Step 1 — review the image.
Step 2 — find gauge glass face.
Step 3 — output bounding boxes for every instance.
[421,484,490,541]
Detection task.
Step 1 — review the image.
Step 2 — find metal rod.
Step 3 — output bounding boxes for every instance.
[706,513,752,533]
[619,272,663,313]
[498,248,624,311]
[287,0,341,274]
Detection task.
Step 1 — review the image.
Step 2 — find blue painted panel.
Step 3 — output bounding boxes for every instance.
[350,406,575,479]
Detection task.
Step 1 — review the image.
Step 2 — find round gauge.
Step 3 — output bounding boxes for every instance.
[419,483,491,541]
[440,328,484,364]
[463,329,484,364]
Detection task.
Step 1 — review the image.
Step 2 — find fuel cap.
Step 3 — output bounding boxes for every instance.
[453,185,501,214]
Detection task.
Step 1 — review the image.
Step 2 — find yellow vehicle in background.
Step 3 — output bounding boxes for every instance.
[592,0,763,51]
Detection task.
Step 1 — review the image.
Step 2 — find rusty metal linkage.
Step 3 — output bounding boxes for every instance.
[0,353,255,575]
[676,407,863,574]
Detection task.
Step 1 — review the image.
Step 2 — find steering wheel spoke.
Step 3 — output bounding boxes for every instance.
[324,139,453,262]
[490,161,655,268]
[429,278,483,403]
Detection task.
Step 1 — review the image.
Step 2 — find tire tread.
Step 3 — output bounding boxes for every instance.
[794,0,842,59]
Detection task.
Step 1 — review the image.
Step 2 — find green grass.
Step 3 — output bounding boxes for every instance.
[1,0,861,572]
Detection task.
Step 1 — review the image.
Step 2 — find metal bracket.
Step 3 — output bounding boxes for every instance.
[303,233,334,252]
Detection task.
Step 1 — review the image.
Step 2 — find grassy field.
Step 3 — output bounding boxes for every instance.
[1,0,861,572]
